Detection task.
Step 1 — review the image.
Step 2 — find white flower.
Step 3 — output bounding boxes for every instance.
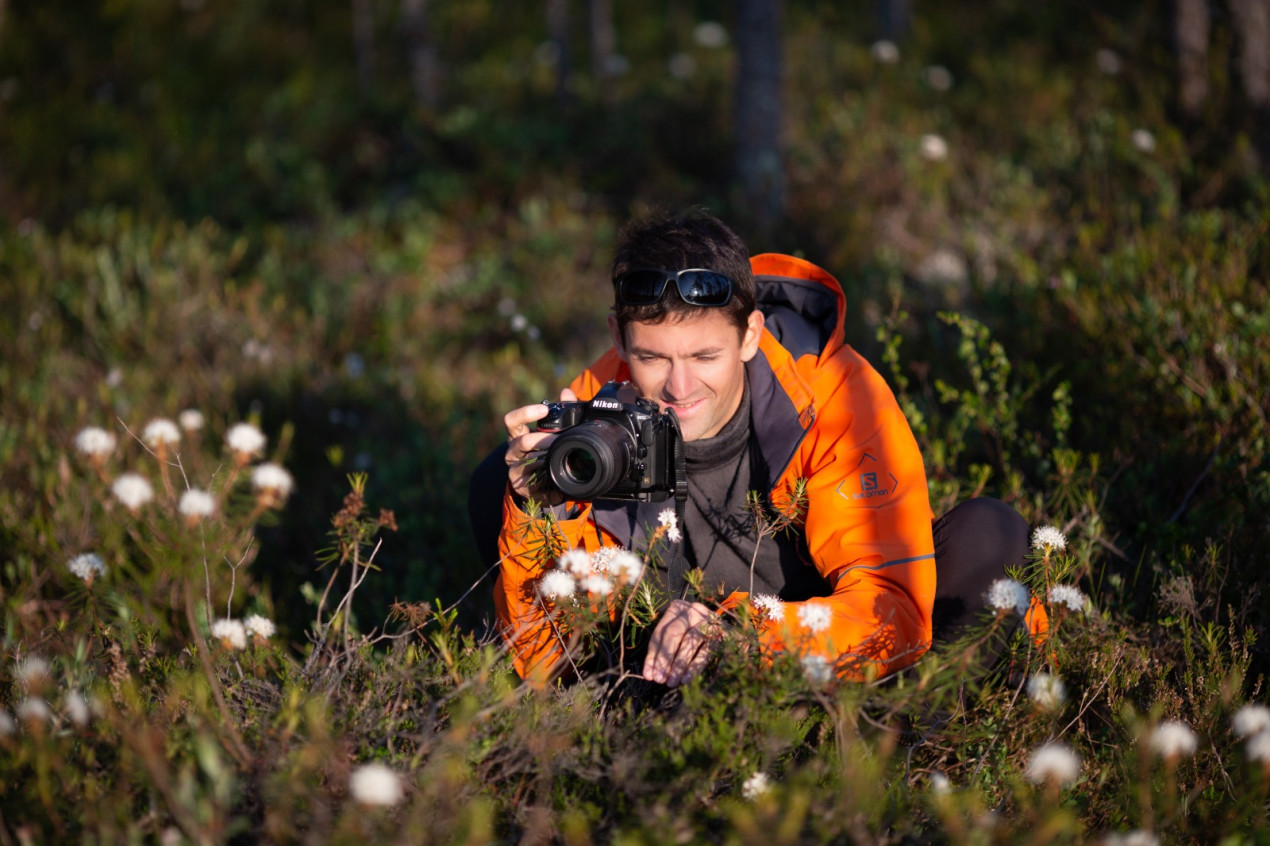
[1031,525,1067,552]
[924,65,954,91]
[1025,742,1081,787]
[658,509,683,543]
[741,771,771,800]
[1026,673,1068,711]
[797,602,832,634]
[919,133,948,162]
[350,762,404,806]
[64,691,90,727]
[558,549,592,578]
[142,418,181,450]
[0,710,14,736]
[1149,720,1198,760]
[610,551,643,584]
[580,573,614,597]
[179,489,216,523]
[68,553,107,584]
[667,52,696,80]
[871,40,900,64]
[178,409,205,432]
[801,653,834,686]
[1048,584,1088,614]
[986,578,1031,616]
[930,772,952,795]
[589,546,620,574]
[226,422,266,461]
[693,21,728,49]
[1131,128,1156,153]
[74,426,116,458]
[244,614,276,641]
[1095,48,1122,75]
[539,570,577,600]
[15,656,49,688]
[16,698,51,724]
[751,594,785,622]
[251,463,294,503]
[112,473,154,512]
[1248,732,1270,765]
[210,618,247,650]
[1232,703,1270,738]
[1102,832,1160,846]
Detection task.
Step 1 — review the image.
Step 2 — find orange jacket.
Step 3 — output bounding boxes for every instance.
[494,254,938,685]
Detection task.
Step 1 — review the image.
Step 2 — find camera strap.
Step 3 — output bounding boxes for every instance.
[671,421,689,597]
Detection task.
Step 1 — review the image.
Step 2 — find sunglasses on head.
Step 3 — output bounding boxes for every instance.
[613,267,735,307]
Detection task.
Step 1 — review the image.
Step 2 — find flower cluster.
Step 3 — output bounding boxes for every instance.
[1232,703,1270,765]
[1148,720,1198,761]
[537,545,645,602]
[741,771,772,800]
[1025,742,1081,787]
[800,653,834,687]
[750,593,785,623]
[657,508,682,543]
[986,578,1031,617]
[350,762,404,806]
[1048,584,1088,614]
[796,602,832,634]
[73,415,295,527]
[68,553,106,585]
[1031,525,1067,552]
[1026,672,1068,711]
[211,618,247,650]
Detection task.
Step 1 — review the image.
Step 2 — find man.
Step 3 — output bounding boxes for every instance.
[470,210,1038,687]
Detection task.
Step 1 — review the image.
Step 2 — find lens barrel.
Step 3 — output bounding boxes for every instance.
[546,419,632,500]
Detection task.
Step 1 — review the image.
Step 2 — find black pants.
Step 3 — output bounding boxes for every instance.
[468,443,1027,649]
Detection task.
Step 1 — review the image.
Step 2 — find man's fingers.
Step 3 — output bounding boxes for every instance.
[560,387,578,402]
[503,403,550,440]
[642,601,718,686]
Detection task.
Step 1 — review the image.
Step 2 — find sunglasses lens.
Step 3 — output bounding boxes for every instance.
[616,270,670,304]
[678,271,733,306]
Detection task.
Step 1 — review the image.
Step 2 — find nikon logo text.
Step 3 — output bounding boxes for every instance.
[591,400,622,410]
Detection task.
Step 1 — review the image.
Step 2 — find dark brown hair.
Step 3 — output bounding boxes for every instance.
[611,209,755,338]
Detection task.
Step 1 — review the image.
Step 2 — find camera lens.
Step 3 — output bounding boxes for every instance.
[561,448,598,484]
[546,419,632,500]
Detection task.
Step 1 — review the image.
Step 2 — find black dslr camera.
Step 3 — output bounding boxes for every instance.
[537,381,683,502]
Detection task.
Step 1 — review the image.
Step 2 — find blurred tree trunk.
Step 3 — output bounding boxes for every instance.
[1230,0,1270,162]
[589,0,616,101]
[876,0,911,42]
[401,0,440,110]
[735,0,785,239]
[353,0,377,99]
[547,0,571,105]
[1176,0,1210,118]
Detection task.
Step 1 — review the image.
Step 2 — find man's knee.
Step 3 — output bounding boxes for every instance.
[940,497,1028,568]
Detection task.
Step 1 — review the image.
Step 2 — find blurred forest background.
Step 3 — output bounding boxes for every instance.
[2,0,1269,699]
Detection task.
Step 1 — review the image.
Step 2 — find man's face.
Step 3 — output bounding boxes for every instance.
[609,309,764,442]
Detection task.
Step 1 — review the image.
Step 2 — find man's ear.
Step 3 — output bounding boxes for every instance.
[607,313,628,361]
[740,310,765,362]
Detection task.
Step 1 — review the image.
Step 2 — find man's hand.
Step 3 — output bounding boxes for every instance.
[503,387,578,500]
[642,599,720,687]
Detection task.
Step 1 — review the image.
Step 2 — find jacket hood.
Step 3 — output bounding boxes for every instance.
[750,253,847,362]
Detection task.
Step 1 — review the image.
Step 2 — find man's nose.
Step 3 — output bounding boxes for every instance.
[666,362,695,399]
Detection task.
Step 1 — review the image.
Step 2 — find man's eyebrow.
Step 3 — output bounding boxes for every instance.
[628,345,726,357]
